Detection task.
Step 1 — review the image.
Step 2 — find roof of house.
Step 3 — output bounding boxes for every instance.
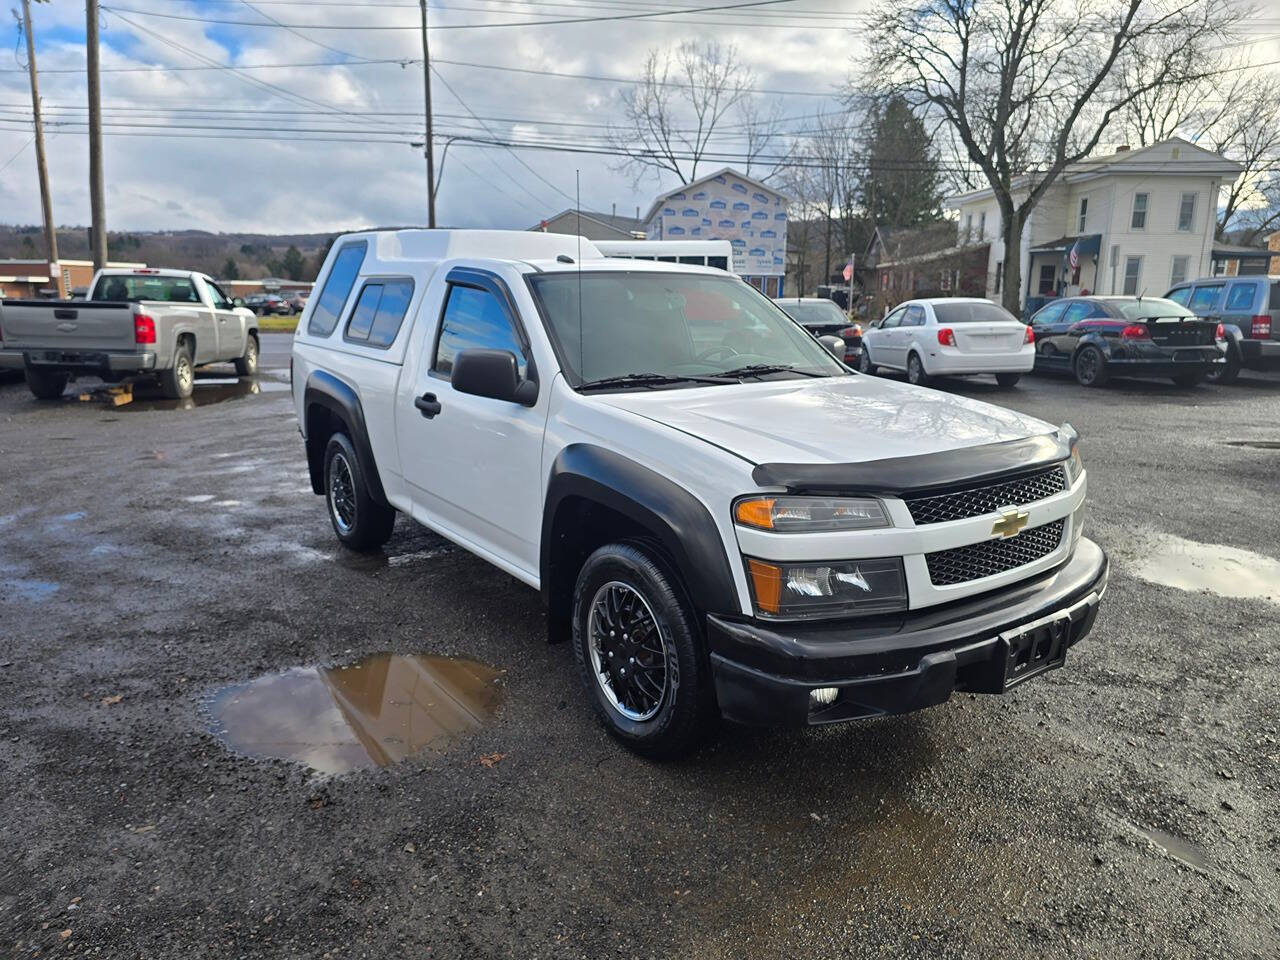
[531,209,645,236]
[641,166,789,224]
[947,137,1244,206]
[870,222,959,264]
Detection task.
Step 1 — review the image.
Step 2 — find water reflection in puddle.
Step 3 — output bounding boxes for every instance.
[206,653,503,775]
[1132,825,1211,872]
[1132,534,1280,603]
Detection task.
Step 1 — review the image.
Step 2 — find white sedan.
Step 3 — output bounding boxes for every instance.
[858,297,1035,388]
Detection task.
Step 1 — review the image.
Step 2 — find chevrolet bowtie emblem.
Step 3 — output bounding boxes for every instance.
[991,506,1029,539]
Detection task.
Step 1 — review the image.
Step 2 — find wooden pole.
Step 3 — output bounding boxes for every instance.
[19,0,62,296]
[419,0,436,228]
[85,0,107,270]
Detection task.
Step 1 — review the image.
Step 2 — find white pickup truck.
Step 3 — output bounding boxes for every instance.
[0,267,259,400]
[291,230,1108,758]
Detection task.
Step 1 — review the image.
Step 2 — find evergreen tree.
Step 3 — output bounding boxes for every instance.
[282,245,305,280]
[860,95,943,228]
[222,257,240,281]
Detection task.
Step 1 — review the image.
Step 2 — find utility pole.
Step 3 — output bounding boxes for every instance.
[418,0,436,227]
[85,0,107,270]
[18,0,61,296]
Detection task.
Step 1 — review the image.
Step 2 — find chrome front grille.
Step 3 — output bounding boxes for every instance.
[925,519,1065,586]
[904,465,1067,525]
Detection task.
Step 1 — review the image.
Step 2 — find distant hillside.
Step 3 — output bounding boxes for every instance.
[0,225,352,282]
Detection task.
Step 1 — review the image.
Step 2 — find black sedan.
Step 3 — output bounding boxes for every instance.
[773,297,862,365]
[1028,296,1225,387]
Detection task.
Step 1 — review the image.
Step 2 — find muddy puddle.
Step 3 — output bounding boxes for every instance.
[1132,534,1280,604]
[206,653,503,775]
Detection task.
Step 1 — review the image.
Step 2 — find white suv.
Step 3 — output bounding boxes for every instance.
[291,231,1107,757]
[860,297,1035,388]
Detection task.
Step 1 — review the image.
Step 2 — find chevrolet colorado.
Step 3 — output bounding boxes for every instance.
[291,230,1108,757]
[0,267,259,400]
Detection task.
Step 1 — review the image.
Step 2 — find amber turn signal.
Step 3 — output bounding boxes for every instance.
[746,558,782,614]
[735,498,776,530]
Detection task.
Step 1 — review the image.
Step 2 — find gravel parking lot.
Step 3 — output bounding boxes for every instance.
[1,333,1277,959]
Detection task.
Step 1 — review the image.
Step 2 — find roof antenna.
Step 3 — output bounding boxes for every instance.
[576,171,584,380]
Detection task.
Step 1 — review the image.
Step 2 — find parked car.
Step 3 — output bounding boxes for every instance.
[773,297,862,364]
[245,293,290,316]
[858,297,1034,388]
[0,268,259,399]
[1165,275,1280,383]
[292,229,1106,758]
[1028,296,1225,388]
[280,289,309,314]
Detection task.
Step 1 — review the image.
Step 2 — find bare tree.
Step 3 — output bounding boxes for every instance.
[1120,49,1280,242]
[867,0,1242,315]
[610,41,778,185]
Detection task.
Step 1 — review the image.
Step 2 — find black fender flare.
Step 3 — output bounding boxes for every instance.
[303,369,389,507]
[541,444,740,618]
[1217,322,1244,359]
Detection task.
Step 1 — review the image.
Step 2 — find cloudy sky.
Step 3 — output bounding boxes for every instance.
[2,1,1276,235]
[0,0,868,233]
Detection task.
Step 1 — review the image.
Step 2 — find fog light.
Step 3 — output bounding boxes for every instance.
[809,687,839,708]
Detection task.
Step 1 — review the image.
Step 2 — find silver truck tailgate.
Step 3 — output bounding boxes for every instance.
[1,301,137,352]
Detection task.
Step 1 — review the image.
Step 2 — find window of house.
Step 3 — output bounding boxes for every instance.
[994,261,1003,294]
[940,269,952,291]
[344,278,414,348]
[1177,193,1197,232]
[978,211,986,239]
[1131,193,1148,230]
[1224,283,1258,312]
[432,283,527,378]
[964,214,973,241]
[308,241,367,337]
[1170,256,1190,287]
[1038,263,1056,294]
[1078,197,1088,233]
[1122,256,1143,295]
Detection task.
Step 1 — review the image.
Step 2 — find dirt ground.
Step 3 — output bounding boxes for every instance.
[1,333,1277,958]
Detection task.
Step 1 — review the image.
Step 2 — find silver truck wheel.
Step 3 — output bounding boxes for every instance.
[234,333,259,377]
[160,345,194,400]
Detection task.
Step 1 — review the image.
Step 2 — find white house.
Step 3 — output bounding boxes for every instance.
[641,167,789,296]
[947,138,1244,309]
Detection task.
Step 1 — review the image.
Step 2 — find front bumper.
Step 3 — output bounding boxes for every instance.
[23,349,156,374]
[1238,338,1280,370]
[707,537,1108,726]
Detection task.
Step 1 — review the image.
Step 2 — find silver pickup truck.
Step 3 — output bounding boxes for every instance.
[0,268,259,399]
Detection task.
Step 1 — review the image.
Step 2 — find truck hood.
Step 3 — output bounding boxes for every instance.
[594,375,1057,466]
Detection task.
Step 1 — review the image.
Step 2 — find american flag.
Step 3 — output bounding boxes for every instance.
[1068,239,1081,272]
[842,256,854,282]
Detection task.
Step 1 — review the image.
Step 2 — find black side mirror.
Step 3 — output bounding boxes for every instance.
[818,335,845,358]
[451,348,537,406]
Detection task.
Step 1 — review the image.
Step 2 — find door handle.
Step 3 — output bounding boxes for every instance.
[414,392,442,419]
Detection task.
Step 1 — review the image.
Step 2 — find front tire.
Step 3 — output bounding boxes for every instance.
[1204,346,1241,385]
[572,543,711,759]
[25,367,69,400]
[323,433,395,551]
[233,333,259,377]
[159,344,194,399]
[907,351,930,387]
[995,372,1021,388]
[858,349,877,375]
[1073,345,1109,387]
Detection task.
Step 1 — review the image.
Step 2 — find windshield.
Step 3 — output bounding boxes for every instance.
[776,300,846,326]
[528,271,846,388]
[93,275,199,304]
[932,301,1019,324]
[1114,298,1196,320]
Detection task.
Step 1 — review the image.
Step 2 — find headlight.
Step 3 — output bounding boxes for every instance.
[734,496,889,532]
[745,557,907,619]
[1063,445,1083,486]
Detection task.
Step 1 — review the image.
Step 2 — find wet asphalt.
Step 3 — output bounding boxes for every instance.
[1,333,1277,959]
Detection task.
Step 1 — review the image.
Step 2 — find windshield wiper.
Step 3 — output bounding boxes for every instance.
[577,372,730,391]
[717,363,825,379]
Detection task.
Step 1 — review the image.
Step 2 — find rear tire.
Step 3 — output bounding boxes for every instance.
[160,343,194,399]
[995,372,1021,388]
[907,351,930,387]
[323,432,395,551]
[572,542,712,759]
[233,333,259,377]
[858,349,877,375]
[1172,370,1204,388]
[1073,345,1109,387]
[25,367,69,400]
[1204,347,1241,385]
